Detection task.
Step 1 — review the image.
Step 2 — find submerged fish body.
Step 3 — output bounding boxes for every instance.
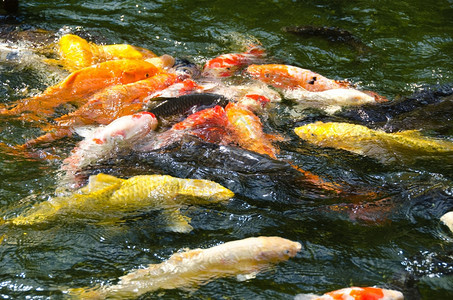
[282,25,370,54]
[294,286,404,300]
[6,173,234,230]
[71,236,301,298]
[294,121,453,164]
[62,112,158,177]
[202,45,266,77]
[246,64,349,92]
[56,34,157,71]
[0,59,159,121]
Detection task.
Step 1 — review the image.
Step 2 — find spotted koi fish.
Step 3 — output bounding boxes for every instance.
[294,286,404,300]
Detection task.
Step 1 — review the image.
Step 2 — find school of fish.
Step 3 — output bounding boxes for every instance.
[8,31,453,299]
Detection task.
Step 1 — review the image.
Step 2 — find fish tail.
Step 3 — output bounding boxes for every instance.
[362,90,389,103]
[20,127,73,149]
[0,141,62,161]
[66,287,105,300]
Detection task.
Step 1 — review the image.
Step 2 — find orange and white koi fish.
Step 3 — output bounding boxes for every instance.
[202,45,266,77]
[0,59,159,122]
[54,34,157,71]
[294,286,404,300]
[246,64,350,92]
[69,236,301,299]
[61,112,158,182]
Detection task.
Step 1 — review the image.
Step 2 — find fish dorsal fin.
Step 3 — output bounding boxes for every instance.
[169,248,203,263]
[79,173,125,194]
[392,129,423,138]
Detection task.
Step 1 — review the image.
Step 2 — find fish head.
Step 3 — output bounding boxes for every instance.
[238,94,271,111]
[255,236,301,263]
[94,112,158,145]
[202,53,246,77]
[177,179,234,203]
[145,54,175,71]
[172,58,201,79]
[245,64,285,87]
[294,122,339,143]
[120,60,159,84]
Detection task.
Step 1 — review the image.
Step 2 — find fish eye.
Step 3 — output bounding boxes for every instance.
[145,73,150,77]
[264,73,270,78]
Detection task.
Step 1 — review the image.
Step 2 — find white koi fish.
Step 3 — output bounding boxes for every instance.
[61,112,158,186]
[69,236,301,299]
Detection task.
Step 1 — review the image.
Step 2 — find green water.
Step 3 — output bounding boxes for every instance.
[1,0,453,299]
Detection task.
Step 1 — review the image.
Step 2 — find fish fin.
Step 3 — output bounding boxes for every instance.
[162,209,193,233]
[79,173,124,194]
[0,234,6,245]
[392,129,422,138]
[74,126,98,138]
[236,272,258,282]
[293,293,321,300]
[169,248,204,263]
[323,105,342,114]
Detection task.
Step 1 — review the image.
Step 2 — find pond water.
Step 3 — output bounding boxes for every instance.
[1,0,453,299]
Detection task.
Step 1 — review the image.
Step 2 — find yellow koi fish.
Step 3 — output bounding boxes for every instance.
[69,236,301,299]
[3,173,234,232]
[55,34,157,71]
[294,121,453,164]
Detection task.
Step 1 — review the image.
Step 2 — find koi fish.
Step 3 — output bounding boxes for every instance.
[19,72,180,149]
[0,59,159,121]
[294,121,453,164]
[202,45,266,77]
[225,102,280,159]
[149,93,229,119]
[3,173,234,232]
[282,88,376,114]
[61,112,158,177]
[246,64,350,92]
[440,211,453,233]
[138,105,232,151]
[282,25,370,54]
[54,34,157,71]
[69,236,301,299]
[294,286,404,300]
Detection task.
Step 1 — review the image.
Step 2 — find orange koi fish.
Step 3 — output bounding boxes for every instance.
[139,105,232,151]
[295,286,404,300]
[0,59,159,122]
[55,34,157,71]
[246,64,350,92]
[202,45,266,77]
[20,73,179,148]
[225,102,280,159]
